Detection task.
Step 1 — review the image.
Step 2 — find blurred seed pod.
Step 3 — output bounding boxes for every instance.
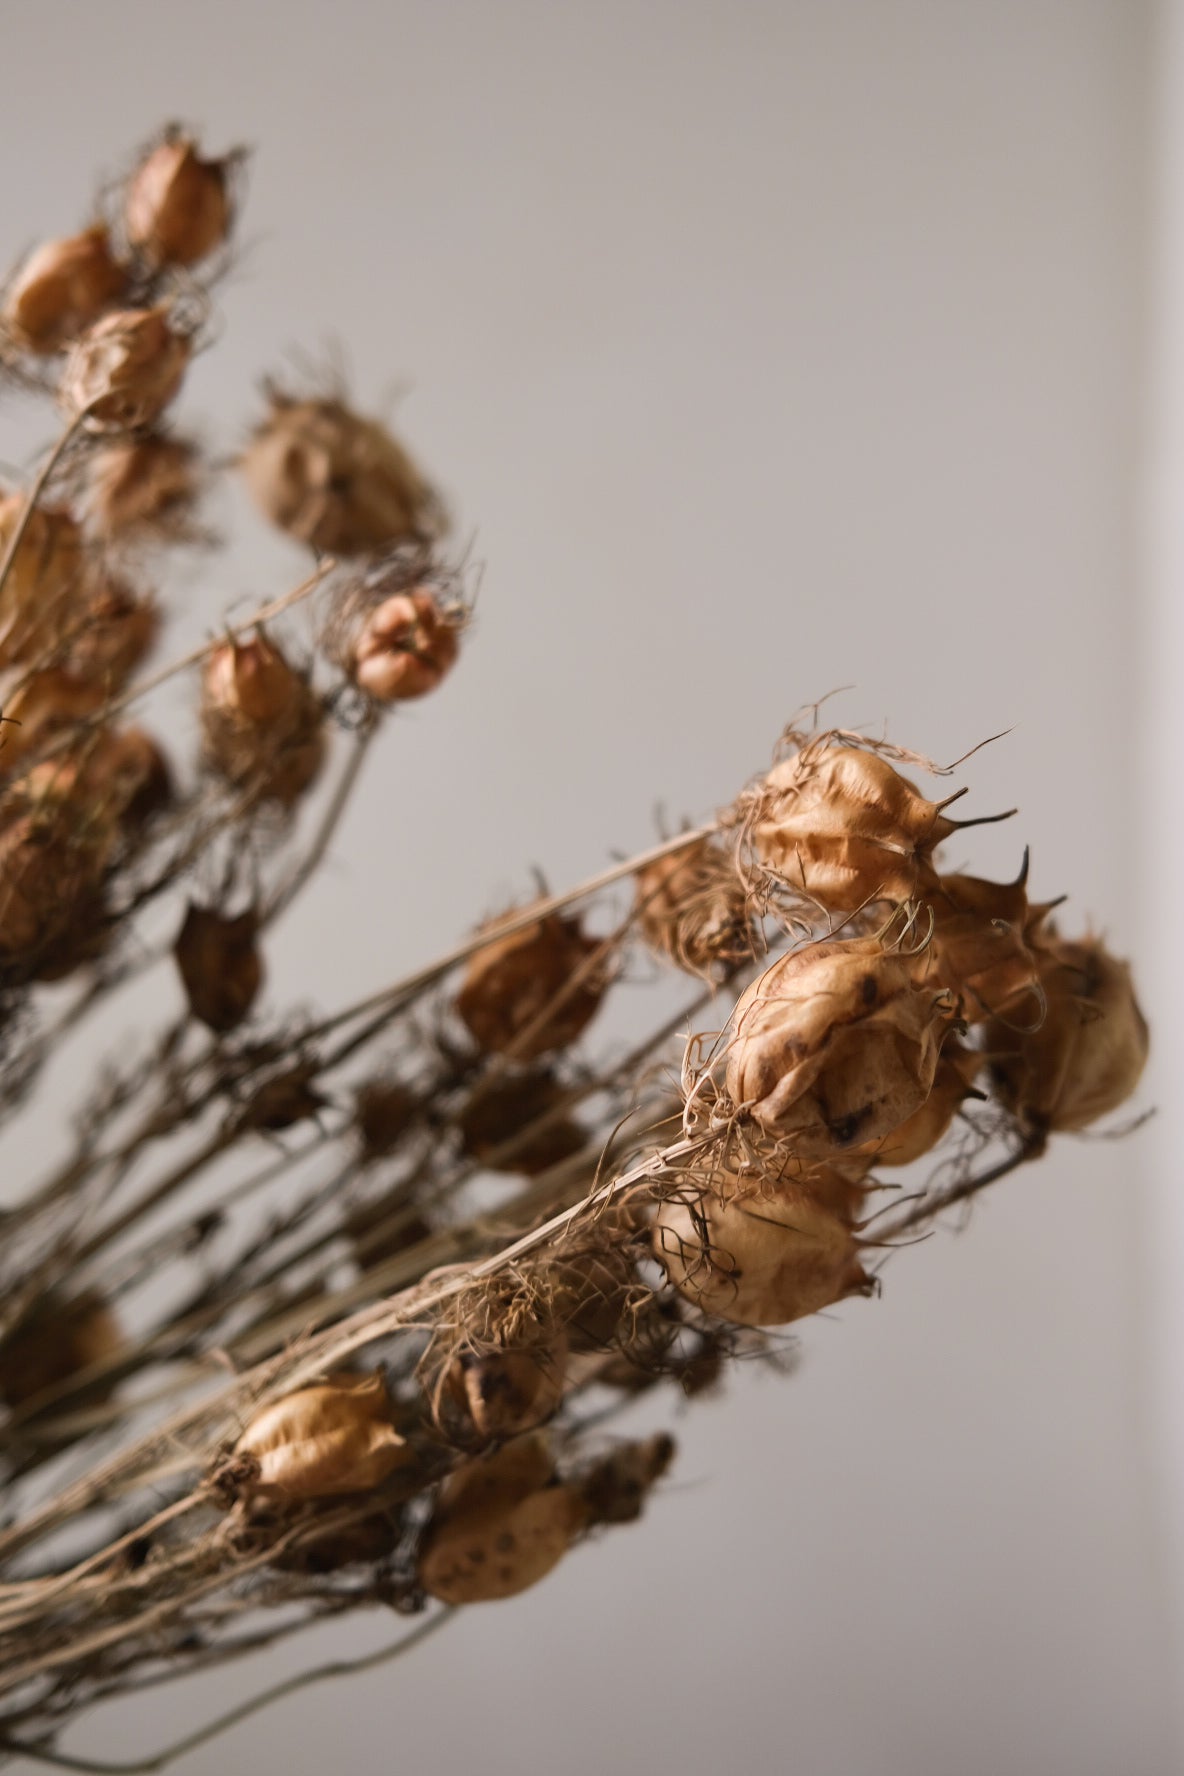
[919,857,1057,1024]
[0,499,90,668]
[0,1289,122,1412]
[230,1371,407,1502]
[455,907,611,1061]
[849,1040,983,1168]
[442,1338,569,1444]
[84,430,204,546]
[0,795,116,977]
[60,304,191,431]
[635,835,759,976]
[14,724,172,840]
[417,1435,587,1604]
[62,580,159,690]
[268,1498,405,1575]
[173,902,263,1033]
[458,1068,586,1176]
[576,1433,675,1526]
[1,225,127,355]
[723,937,956,1159]
[241,387,446,556]
[987,934,1148,1139]
[353,1076,420,1162]
[200,632,325,807]
[234,1058,327,1133]
[652,1177,873,1328]
[124,131,237,269]
[349,589,461,702]
[0,670,107,785]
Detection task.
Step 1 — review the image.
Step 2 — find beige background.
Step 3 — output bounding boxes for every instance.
[0,2,1178,1772]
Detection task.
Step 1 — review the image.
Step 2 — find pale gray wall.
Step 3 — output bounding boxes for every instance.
[0,3,1175,1772]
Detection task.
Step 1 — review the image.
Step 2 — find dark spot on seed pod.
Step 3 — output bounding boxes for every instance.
[861,975,877,1005]
[495,1531,515,1553]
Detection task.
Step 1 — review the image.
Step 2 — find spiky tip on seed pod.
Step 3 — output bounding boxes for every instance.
[124,130,237,269]
[173,902,264,1033]
[60,304,191,432]
[230,1372,407,1501]
[84,430,204,546]
[0,1290,123,1412]
[917,854,1057,1025]
[455,907,612,1061]
[200,632,326,807]
[722,936,956,1159]
[652,1177,873,1328]
[988,933,1149,1140]
[240,386,447,557]
[635,835,759,976]
[458,1068,587,1176]
[1,226,127,355]
[417,1434,588,1604]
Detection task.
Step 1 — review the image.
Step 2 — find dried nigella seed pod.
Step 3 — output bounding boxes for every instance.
[0,1290,123,1411]
[60,304,191,431]
[849,1040,983,1167]
[917,854,1056,1024]
[15,726,172,839]
[241,387,447,556]
[635,835,758,976]
[0,499,90,667]
[353,1076,420,1161]
[124,131,236,268]
[723,936,956,1158]
[443,1337,569,1443]
[63,580,159,690]
[417,1434,588,1604]
[268,1499,405,1575]
[349,588,461,702]
[0,799,116,974]
[455,907,611,1061]
[1,225,127,354]
[85,430,203,545]
[987,934,1148,1139]
[230,1372,407,1501]
[652,1177,873,1328]
[458,1068,586,1176]
[201,632,325,806]
[173,902,264,1033]
[577,1434,675,1526]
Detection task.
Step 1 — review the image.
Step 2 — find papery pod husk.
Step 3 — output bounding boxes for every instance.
[241,388,447,557]
[0,802,115,975]
[60,305,191,431]
[61,581,159,691]
[987,934,1148,1137]
[125,132,235,268]
[349,588,461,703]
[0,672,106,781]
[442,1334,569,1444]
[0,1289,122,1412]
[200,633,326,807]
[2,225,127,354]
[418,1434,588,1604]
[173,902,263,1033]
[231,1371,408,1501]
[455,908,611,1061]
[13,725,172,841]
[576,1433,675,1525]
[458,1067,586,1176]
[266,1498,406,1575]
[84,430,204,546]
[652,1177,873,1328]
[746,739,959,912]
[635,834,759,976]
[723,936,956,1158]
[849,1040,983,1167]
[0,499,91,668]
[918,863,1055,1024]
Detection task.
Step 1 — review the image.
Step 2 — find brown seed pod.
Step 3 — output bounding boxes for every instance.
[349,589,461,702]
[268,1499,405,1575]
[635,835,758,976]
[747,740,976,912]
[443,1337,569,1444]
[231,1372,407,1501]
[455,908,611,1061]
[85,430,203,545]
[418,1436,588,1604]
[2,226,127,355]
[0,499,90,668]
[14,725,172,838]
[0,670,107,783]
[0,800,115,973]
[62,580,159,690]
[988,934,1148,1137]
[241,389,446,556]
[577,1433,675,1526]
[458,1068,586,1176]
[918,858,1055,1024]
[124,133,235,268]
[353,1077,420,1161]
[0,1290,123,1412]
[60,304,190,431]
[235,1058,327,1133]
[723,937,956,1158]
[200,632,325,807]
[173,902,264,1033]
[849,1040,983,1167]
[652,1178,873,1328]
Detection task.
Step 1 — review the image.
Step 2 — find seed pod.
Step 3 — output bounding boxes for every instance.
[577,1434,675,1525]
[548,1244,641,1352]
[236,1059,327,1133]
[455,909,610,1061]
[173,903,263,1033]
[0,1290,122,1411]
[125,133,234,268]
[201,633,325,807]
[770,1158,872,1225]
[652,1179,873,1328]
[2,226,127,354]
[85,431,202,544]
[749,741,969,911]
[418,1436,587,1604]
[60,305,190,431]
[723,937,955,1158]
[63,581,159,690]
[270,1499,405,1575]
[443,1338,569,1443]
[349,589,460,702]
[0,805,114,970]
[232,1372,407,1500]
[354,1077,420,1161]
[850,1041,983,1167]
[988,935,1148,1137]
[458,1069,586,1176]
[919,861,1054,1024]
[635,836,758,975]
[0,670,107,782]
[15,725,171,837]
[241,390,446,556]
[0,499,89,668]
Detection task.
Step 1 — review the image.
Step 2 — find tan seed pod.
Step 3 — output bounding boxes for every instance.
[241,390,446,556]
[201,633,325,807]
[988,934,1148,1137]
[418,1437,587,1604]
[125,133,234,268]
[15,725,171,836]
[0,805,114,971]
[60,305,190,431]
[444,1337,569,1443]
[353,1077,420,1161]
[455,908,610,1061]
[850,1040,983,1167]
[232,1372,407,1501]
[0,1290,123,1412]
[652,1180,873,1328]
[0,499,90,668]
[350,590,461,702]
[2,225,127,354]
[458,1068,586,1176]
[269,1499,405,1575]
[62,580,159,690]
[577,1433,675,1525]
[173,903,264,1033]
[85,431,203,544]
[635,835,758,975]
[723,937,955,1158]
[918,859,1055,1024]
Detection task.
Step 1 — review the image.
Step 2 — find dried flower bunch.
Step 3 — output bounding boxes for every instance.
[0,129,1149,1771]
